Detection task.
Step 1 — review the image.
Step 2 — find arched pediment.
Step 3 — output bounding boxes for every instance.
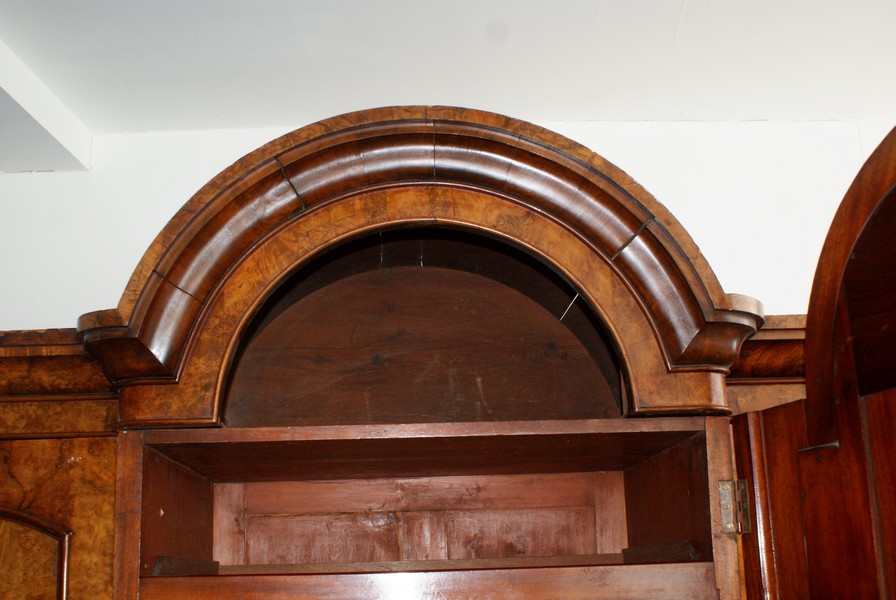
[77,107,761,425]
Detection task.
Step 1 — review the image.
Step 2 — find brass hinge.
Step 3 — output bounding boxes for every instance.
[719,480,751,534]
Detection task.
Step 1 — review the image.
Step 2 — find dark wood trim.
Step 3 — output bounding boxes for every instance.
[732,401,811,600]
[114,431,144,600]
[728,314,805,386]
[804,126,896,445]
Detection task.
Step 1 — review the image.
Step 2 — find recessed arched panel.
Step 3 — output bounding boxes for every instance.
[222,227,625,427]
[76,107,761,425]
[0,507,70,600]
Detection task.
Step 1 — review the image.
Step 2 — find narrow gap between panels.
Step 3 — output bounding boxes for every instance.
[559,293,580,322]
[610,216,655,262]
[152,269,201,303]
[275,157,306,212]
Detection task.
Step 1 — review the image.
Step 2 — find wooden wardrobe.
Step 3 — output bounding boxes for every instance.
[1,107,892,599]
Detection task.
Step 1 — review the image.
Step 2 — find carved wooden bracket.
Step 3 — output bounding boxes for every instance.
[77,107,761,424]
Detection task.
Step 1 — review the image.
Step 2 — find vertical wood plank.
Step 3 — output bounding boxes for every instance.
[402,512,448,561]
[704,417,739,600]
[759,401,810,599]
[114,431,143,600]
[732,411,775,599]
[861,390,896,597]
[593,471,627,554]
[140,447,215,575]
[800,292,880,597]
[214,482,247,566]
[624,432,712,559]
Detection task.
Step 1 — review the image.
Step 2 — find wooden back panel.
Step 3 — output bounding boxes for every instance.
[224,229,623,427]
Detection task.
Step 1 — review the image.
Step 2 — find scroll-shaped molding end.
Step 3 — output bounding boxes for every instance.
[675,295,764,371]
[77,308,172,384]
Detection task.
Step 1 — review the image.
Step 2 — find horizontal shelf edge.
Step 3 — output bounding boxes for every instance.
[140,561,717,599]
[143,417,708,445]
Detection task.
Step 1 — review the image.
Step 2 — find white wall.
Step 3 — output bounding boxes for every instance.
[0,127,291,331]
[0,120,888,331]
[548,120,887,316]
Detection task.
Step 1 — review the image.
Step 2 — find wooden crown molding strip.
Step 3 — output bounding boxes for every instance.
[0,355,113,397]
[728,315,806,383]
[0,328,90,357]
[0,398,117,438]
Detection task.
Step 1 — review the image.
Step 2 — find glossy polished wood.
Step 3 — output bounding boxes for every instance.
[733,401,810,600]
[114,431,143,600]
[139,561,718,599]
[728,315,805,383]
[798,419,880,597]
[702,416,739,600]
[805,126,896,445]
[863,388,896,594]
[843,186,896,396]
[113,186,735,425]
[0,397,117,439]
[77,107,760,424]
[797,125,896,596]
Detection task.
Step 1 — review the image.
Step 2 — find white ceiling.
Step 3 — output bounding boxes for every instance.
[2,1,895,329]
[2,0,896,172]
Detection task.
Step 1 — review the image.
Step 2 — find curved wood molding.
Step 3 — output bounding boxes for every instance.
[76,107,761,424]
[728,315,806,383]
[805,125,896,445]
[0,506,71,600]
